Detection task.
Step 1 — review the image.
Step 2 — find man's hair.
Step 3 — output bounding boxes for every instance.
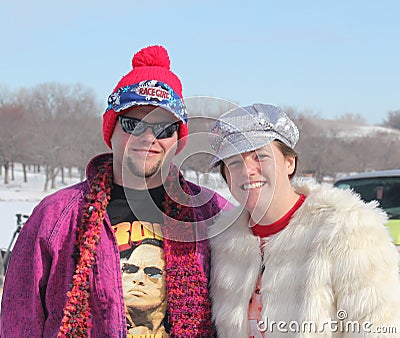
[218,140,298,183]
[120,238,163,259]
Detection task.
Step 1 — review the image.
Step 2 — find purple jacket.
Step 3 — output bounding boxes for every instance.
[0,154,230,337]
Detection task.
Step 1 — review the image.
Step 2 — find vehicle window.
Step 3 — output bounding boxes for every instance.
[334,177,400,219]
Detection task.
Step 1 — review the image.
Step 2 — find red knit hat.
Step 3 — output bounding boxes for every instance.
[103,45,188,153]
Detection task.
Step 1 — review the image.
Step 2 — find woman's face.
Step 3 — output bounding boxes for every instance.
[223,141,295,218]
[121,244,166,311]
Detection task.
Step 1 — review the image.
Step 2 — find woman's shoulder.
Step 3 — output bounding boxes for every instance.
[295,178,386,218]
[293,179,391,244]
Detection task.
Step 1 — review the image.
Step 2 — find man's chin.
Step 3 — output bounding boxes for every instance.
[126,159,161,178]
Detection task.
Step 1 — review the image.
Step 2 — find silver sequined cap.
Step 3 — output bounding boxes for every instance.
[209,103,299,168]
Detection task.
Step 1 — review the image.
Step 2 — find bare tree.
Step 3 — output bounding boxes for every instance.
[383,110,400,130]
[15,83,103,191]
[66,115,107,181]
[0,103,29,184]
[185,97,238,117]
[2,85,399,188]
[179,116,217,182]
[0,85,12,106]
[337,112,366,124]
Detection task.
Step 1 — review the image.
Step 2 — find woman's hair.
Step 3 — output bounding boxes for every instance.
[219,140,298,182]
[275,140,298,179]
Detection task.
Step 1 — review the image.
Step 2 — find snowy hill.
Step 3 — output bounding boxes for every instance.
[310,119,400,139]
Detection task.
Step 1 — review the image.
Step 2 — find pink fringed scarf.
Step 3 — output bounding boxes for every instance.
[58,160,214,337]
[162,166,213,337]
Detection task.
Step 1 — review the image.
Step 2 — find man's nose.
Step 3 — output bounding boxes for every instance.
[138,126,157,141]
[133,268,145,285]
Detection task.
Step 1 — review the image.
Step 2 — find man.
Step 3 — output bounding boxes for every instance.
[0,45,230,337]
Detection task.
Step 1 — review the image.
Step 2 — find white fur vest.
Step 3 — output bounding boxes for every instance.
[209,181,400,337]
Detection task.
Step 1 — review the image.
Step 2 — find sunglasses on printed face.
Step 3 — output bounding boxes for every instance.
[122,263,163,278]
[118,115,179,139]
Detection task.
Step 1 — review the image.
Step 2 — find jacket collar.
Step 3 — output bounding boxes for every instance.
[86,152,113,184]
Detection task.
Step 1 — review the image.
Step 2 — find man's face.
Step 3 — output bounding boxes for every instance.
[111,106,179,187]
[121,244,166,311]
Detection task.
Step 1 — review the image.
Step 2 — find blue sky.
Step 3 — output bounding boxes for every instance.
[1,0,399,124]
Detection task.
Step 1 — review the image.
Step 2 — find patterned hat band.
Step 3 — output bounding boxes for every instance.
[106,80,188,123]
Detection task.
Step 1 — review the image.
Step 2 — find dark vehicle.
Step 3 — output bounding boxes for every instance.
[334,170,400,250]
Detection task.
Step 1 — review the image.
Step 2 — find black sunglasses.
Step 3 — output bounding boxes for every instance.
[122,263,163,278]
[118,116,179,139]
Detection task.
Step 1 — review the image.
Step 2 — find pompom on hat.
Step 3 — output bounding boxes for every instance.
[103,45,188,153]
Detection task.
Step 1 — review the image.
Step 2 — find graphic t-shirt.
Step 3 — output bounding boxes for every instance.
[248,194,306,338]
[107,184,169,338]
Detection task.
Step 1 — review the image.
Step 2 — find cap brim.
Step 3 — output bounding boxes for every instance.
[209,131,292,169]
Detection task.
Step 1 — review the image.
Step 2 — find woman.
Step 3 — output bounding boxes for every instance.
[208,103,400,337]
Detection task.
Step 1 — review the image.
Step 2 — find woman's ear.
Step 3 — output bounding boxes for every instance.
[286,155,296,176]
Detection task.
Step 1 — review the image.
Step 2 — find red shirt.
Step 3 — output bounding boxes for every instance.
[251,194,306,237]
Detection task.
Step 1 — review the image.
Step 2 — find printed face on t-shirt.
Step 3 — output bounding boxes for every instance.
[108,184,169,336]
[121,243,166,311]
